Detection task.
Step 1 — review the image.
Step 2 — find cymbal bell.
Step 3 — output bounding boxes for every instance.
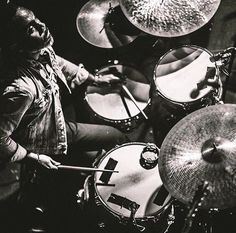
[119,0,221,37]
[159,104,236,209]
[76,0,141,48]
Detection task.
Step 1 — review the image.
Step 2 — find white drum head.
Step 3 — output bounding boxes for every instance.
[154,45,216,103]
[86,64,150,121]
[94,143,171,218]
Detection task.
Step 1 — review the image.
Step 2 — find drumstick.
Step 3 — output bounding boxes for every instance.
[58,165,119,173]
[120,93,132,117]
[121,84,148,120]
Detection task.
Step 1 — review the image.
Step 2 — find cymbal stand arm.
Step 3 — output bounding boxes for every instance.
[221,46,236,102]
[99,1,114,33]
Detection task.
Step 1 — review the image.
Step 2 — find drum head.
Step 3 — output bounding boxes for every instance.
[154,45,216,103]
[94,142,171,219]
[86,64,150,121]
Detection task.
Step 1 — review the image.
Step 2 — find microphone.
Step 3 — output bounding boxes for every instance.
[209,47,236,62]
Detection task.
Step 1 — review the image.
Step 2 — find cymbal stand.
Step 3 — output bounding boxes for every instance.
[99,1,113,33]
[221,45,236,102]
[181,181,209,233]
[198,208,219,233]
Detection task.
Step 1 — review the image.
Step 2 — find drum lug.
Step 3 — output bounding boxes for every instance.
[76,189,85,209]
[97,222,106,229]
[95,197,102,206]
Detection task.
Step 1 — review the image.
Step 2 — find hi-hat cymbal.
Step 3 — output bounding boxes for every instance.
[159,104,236,209]
[76,0,141,48]
[119,0,221,37]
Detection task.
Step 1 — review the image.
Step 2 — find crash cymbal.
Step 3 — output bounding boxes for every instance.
[159,104,236,209]
[76,0,141,48]
[119,0,221,37]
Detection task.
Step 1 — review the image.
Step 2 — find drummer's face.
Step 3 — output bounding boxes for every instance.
[11,7,54,52]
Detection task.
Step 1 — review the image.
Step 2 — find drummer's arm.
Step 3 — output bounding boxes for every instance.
[56,55,121,87]
[56,55,96,88]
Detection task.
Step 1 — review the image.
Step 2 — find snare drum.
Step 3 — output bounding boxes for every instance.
[154,45,222,114]
[85,62,151,132]
[90,142,172,232]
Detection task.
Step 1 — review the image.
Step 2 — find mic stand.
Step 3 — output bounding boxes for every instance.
[221,44,236,102]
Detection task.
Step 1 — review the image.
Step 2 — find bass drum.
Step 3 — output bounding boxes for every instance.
[85,62,151,132]
[154,45,222,117]
[84,142,173,232]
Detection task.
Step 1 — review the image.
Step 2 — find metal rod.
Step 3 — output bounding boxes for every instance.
[222,46,236,102]
[58,165,119,173]
[121,84,148,120]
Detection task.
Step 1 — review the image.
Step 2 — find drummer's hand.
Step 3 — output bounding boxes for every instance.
[71,64,89,89]
[26,153,61,169]
[93,74,122,85]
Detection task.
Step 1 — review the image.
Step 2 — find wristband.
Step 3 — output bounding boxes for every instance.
[94,74,100,83]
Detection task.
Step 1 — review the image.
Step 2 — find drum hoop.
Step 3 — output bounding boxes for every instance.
[85,96,151,122]
[94,142,172,221]
[154,44,222,104]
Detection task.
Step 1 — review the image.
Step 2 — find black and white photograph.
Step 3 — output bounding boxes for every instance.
[0,0,236,232]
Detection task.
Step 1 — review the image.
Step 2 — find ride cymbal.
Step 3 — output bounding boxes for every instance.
[159,104,236,209]
[76,0,140,48]
[119,0,221,37]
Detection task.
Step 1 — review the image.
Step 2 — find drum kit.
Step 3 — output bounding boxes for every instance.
[74,0,236,232]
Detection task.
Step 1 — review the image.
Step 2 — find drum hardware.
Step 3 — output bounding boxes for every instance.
[209,47,236,63]
[119,0,221,37]
[99,1,113,34]
[128,201,146,232]
[181,181,209,233]
[76,0,140,48]
[163,205,175,233]
[140,143,159,169]
[213,47,236,102]
[158,104,236,209]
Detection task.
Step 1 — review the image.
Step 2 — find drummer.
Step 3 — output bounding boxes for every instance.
[0,3,129,232]
[0,3,128,168]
